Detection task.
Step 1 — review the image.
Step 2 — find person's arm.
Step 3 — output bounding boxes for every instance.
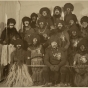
[25,50,31,65]
[73,54,78,65]
[10,51,14,64]
[44,48,51,67]
[40,45,45,57]
[58,51,67,68]
[1,28,6,43]
[64,31,70,49]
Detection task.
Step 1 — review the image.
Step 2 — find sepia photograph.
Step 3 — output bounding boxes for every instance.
[0,0,88,87]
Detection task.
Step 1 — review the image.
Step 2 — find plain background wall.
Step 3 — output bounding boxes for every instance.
[0,1,88,36]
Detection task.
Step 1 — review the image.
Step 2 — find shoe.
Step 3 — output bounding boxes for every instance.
[54,84,60,87]
[42,82,52,87]
[59,83,66,87]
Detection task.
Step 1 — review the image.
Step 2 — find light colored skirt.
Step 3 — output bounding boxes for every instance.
[0,63,33,87]
[1,44,15,66]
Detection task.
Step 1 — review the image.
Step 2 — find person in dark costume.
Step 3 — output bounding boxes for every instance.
[39,7,54,30]
[73,38,88,87]
[80,16,88,39]
[30,13,38,29]
[1,18,20,44]
[67,14,80,31]
[52,6,63,29]
[43,35,69,87]
[0,38,33,87]
[54,20,70,51]
[63,3,78,27]
[68,26,82,86]
[19,16,35,50]
[28,33,45,86]
[0,18,20,80]
[37,17,50,49]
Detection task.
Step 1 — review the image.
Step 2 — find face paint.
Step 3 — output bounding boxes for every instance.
[80,45,86,51]
[57,23,63,29]
[72,31,77,36]
[69,20,74,25]
[55,9,60,15]
[42,11,47,16]
[24,21,29,27]
[9,23,14,28]
[16,45,21,49]
[39,22,44,28]
[82,22,88,28]
[32,16,37,22]
[51,41,58,48]
[66,8,71,14]
[33,38,37,45]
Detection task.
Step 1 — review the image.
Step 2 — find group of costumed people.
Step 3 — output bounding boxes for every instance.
[0,3,88,87]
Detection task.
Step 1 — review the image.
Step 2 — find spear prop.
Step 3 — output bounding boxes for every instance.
[5,13,9,65]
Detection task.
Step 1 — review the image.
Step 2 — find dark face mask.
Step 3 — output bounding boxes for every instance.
[32,16,37,22]
[8,23,14,29]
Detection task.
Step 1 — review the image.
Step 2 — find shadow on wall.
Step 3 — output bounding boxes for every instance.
[73,2,84,21]
[0,22,5,37]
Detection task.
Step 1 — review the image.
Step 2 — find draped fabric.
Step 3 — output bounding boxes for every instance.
[1,45,15,66]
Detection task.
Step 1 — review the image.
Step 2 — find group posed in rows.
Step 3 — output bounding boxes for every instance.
[0,3,88,87]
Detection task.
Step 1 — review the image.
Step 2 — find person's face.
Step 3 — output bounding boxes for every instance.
[80,45,86,51]
[9,23,14,29]
[24,21,29,27]
[55,9,60,15]
[33,38,38,45]
[66,8,71,14]
[69,20,74,26]
[16,44,21,49]
[39,22,44,29]
[32,16,37,22]
[42,11,47,17]
[72,31,77,36]
[51,41,58,48]
[82,22,88,28]
[57,23,63,29]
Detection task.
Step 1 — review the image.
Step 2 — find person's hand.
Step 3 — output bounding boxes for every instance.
[54,65,59,71]
[50,65,55,71]
[3,41,6,44]
[43,34,48,39]
[64,45,68,50]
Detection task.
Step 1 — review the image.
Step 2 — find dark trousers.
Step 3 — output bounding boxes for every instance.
[60,66,70,84]
[42,66,69,84]
[3,64,10,78]
[42,67,60,84]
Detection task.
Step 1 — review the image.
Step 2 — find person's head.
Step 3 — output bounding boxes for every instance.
[80,16,88,28]
[38,18,46,29]
[72,30,77,37]
[49,35,59,48]
[7,18,16,29]
[67,14,77,26]
[22,16,31,27]
[64,3,74,14]
[78,39,88,52]
[51,41,58,48]
[31,13,38,22]
[14,39,24,50]
[56,20,64,30]
[69,25,79,37]
[30,33,41,46]
[53,6,62,16]
[39,7,51,17]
